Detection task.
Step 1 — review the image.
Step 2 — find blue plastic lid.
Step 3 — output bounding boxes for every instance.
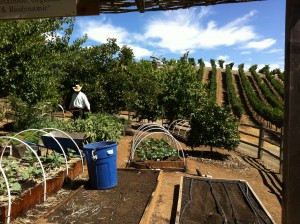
[83,141,117,151]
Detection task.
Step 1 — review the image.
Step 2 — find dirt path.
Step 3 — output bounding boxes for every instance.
[202,67,211,84]
[216,68,224,106]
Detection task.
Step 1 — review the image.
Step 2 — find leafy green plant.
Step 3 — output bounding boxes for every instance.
[225,65,243,119]
[136,138,179,161]
[187,102,240,151]
[27,113,124,142]
[160,54,205,121]
[0,149,68,197]
[40,152,65,169]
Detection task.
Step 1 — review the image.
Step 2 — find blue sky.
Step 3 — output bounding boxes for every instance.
[72,0,285,71]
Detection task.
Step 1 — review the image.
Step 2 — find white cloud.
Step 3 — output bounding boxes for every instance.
[269,64,282,70]
[241,51,251,55]
[256,63,282,71]
[217,55,229,61]
[143,9,258,53]
[264,48,283,54]
[242,38,276,50]
[204,60,210,67]
[74,8,282,68]
[77,18,153,59]
[128,45,153,58]
[80,20,129,44]
[243,63,252,71]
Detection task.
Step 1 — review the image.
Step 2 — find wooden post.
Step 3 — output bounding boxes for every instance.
[279,127,283,174]
[77,0,99,16]
[283,0,300,223]
[257,124,264,159]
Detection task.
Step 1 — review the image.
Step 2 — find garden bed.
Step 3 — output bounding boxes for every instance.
[40,169,160,224]
[130,159,186,171]
[0,158,83,223]
[176,176,275,224]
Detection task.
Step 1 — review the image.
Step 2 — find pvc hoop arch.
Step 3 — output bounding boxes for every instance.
[131,123,172,156]
[41,128,84,173]
[0,165,11,223]
[132,123,171,146]
[0,136,47,224]
[130,131,185,165]
[175,120,190,137]
[168,119,190,137]
[57,104,65,118]
[131,127,177,158]
[132,124,170,147]
[4,129,69,176]
[168,119,186,133]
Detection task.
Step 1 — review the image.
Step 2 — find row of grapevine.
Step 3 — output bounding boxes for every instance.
[197,58,205,82]
[265,73,284,99]
[249,66,284,110]
[208,59,217,102]
[225,65,243,119]
[238,64,283,127]
[278,73,284,82]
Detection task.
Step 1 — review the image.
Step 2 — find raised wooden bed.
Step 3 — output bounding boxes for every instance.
[38,169,161,224]
[176,176,275,224]
[0,159,83,223]
[130,159,186,172]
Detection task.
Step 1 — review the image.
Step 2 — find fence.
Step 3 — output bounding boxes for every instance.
[239,123,283,173]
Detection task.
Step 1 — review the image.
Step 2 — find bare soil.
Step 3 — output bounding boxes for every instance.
[179,177,274,224]
[46,170,160,224]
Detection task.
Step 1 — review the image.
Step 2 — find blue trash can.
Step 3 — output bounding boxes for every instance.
[83,141,118,190]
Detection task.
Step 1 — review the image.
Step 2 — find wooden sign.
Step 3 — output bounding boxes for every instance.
[0,0,77,20]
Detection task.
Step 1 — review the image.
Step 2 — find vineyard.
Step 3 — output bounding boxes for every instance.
[200,62,283,131]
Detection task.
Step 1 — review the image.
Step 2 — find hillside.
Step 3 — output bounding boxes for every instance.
[205,66,283,131]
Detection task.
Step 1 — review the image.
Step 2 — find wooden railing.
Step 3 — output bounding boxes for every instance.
[239,123,283,173]
[167,121,283,173]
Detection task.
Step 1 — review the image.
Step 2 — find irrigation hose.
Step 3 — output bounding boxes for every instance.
[209,180,228,224]
[238,182,264,224]
[222,182,238,224]
[179,179,194,223]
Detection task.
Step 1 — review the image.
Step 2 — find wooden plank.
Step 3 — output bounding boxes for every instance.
[261,147,280,160]
[283,0,300,223]
[77,0,99,16]
[175,176,184,224]
[239,130,259,138]
[135,0,145,12]
[139,170,162,223]
[240,139,258,148]
[0,0,76,20]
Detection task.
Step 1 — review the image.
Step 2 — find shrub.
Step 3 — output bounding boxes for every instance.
[28,113,124,142]
[187,102,240,151]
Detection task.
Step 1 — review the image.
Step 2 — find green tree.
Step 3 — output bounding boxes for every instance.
[61,38,135,113]
[160,54,204,122]
[0,18,79,105]
[127,60,162,121]
[187,102,240,151]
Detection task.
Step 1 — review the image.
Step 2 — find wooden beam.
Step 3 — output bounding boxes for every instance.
[135,0,145,13]
[283,0,300,223]
[77,0,99,16]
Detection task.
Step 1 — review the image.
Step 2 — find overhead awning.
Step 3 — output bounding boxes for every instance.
[0,0,261,20]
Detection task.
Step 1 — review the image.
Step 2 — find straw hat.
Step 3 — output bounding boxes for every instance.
[73,84,82,92]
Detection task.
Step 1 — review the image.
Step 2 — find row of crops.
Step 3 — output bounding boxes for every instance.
[202,59,284,128]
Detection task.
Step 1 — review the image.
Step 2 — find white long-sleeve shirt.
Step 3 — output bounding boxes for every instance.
[69,92,90,111]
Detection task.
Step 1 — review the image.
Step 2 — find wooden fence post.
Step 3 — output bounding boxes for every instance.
[280,127,284,174]
[258,124,265,159]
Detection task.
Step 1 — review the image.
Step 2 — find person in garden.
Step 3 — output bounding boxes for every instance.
[69,84,90,119]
